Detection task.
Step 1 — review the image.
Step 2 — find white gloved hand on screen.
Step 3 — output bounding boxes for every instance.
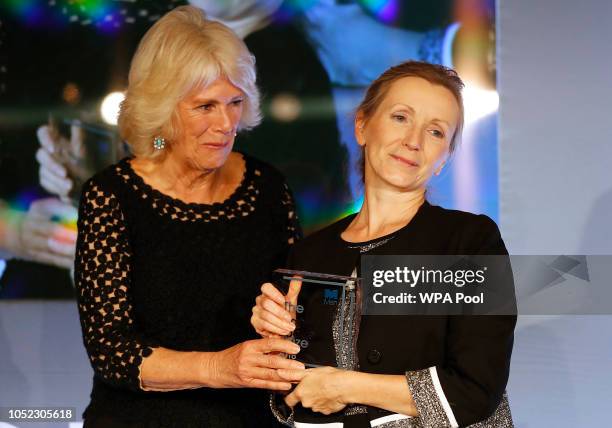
[36,124,84,200]
[6,198,78,270]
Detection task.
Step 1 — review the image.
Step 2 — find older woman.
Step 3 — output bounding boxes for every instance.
[74,6,304,427]
[251,61,515,427]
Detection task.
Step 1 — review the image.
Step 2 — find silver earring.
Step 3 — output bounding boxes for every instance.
[153,136,165,150]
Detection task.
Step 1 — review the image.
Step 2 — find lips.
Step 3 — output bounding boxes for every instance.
[391,154,419,167]
[200,142,229,149]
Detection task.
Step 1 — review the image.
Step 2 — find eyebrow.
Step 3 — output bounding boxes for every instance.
[431,118,451,128]
[390,104,415,114]
[391,103,451,128]
[192,94,244,105]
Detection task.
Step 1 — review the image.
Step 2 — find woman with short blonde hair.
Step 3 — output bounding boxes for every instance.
[118,5,261,159]
[75,6,303,427]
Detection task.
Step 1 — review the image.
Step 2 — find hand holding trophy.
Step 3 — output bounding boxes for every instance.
[252,270,361,370]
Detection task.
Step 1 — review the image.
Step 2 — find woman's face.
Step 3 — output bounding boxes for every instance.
[173,78,244,170]
[356,76,460,192]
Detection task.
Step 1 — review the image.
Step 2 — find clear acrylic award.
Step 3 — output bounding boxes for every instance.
[272,269,362,369]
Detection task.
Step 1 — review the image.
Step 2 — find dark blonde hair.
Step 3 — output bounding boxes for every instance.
[356,61,465,181]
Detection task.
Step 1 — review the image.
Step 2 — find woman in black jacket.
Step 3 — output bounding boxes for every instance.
[251,61,515,428]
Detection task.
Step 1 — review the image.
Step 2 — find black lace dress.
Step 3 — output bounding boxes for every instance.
[74,154,301,427]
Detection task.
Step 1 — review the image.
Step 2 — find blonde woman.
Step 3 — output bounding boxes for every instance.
[74,6,303,427]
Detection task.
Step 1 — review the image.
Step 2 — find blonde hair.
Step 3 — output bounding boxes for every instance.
[118,5,261,158]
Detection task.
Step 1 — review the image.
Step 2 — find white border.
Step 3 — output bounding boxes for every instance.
[429,366,459,428]
[370,413,411,426]
[295,423,343,428]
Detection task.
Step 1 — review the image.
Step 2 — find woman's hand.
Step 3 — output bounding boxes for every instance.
[207,337,305,391]
[251,280,301,337]
[279,367,350,415]
[279,368,419,417]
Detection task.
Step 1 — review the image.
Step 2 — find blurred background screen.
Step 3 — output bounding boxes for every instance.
[0,0,498,299]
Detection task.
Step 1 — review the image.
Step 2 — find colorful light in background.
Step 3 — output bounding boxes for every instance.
[0,191,78,263]
[273,0,317,24]
[1,189,77,226]
[296,190,362,233]
[0,188,77,260]
[359,0,400,24]
[447,0,498,220]
[53,0,130,33]
[2,0,45,26]
[11,187,44,212]
[452,0,496,89]
[1,0,183,33]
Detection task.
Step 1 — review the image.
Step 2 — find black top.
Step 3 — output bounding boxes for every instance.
[74,154,301,427]
[282,201,516,427]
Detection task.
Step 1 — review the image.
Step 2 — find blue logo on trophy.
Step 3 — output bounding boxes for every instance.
[323,288,338,305]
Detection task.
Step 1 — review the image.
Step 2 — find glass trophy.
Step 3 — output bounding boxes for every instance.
[272,269,362,369]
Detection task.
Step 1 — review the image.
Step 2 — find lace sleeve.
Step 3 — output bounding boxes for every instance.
[281,182,302,245]
[74,177,157,391]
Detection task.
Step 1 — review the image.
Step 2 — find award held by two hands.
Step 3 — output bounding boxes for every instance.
[272,269,362,369]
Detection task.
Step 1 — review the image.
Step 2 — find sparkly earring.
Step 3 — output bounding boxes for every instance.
[153,136,166,150]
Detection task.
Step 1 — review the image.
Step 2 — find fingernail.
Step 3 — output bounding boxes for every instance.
[284,322,295,331]
[292,345,300,353]
[292,362,305,370]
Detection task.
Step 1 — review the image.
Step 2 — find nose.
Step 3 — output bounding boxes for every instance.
[402,127,423,151]
[214,107,235,135]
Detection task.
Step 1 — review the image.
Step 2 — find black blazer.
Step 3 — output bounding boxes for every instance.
[285,201,516,427]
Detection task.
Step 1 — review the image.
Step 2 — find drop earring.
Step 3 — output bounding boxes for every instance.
[153,136,166,150]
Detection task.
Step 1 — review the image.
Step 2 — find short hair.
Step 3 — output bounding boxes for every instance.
[118,5,261,158]
[356,61,465,182]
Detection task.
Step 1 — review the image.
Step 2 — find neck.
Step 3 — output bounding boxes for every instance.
[155,152,225,202]
[349,182,426,241]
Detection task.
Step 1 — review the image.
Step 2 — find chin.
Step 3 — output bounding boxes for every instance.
[195,149,231,167]
[381,170,418,189]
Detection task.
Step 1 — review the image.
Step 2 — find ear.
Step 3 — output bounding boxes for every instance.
[354,113,366,147]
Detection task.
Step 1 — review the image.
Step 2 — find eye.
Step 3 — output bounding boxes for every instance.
[231,99,244,106]
[392,114,407,123]
[429,129,445,139]
[197,103,214,111]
